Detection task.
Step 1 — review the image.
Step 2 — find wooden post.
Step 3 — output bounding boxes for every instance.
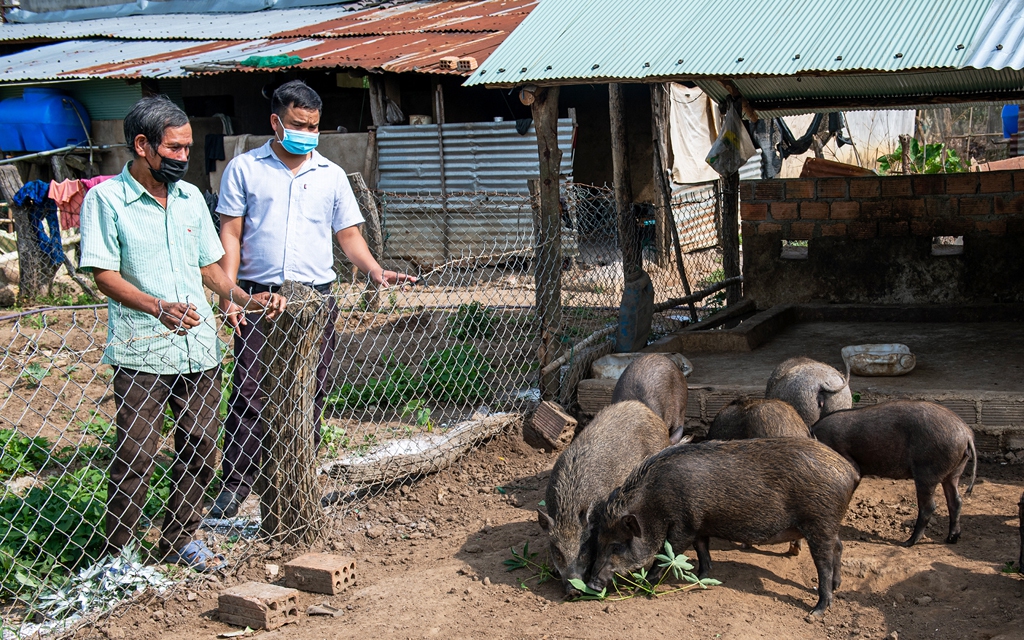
[899,134,912,174]
[609,84,639,279]
[0,165,59,302]
[649,83,674,267]
[362,127,378,190]
[721,171,742,306]
[531,86,563,400]
[257,281,328,545]
[348,172,384,312]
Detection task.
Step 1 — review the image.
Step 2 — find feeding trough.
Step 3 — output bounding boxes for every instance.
[841,343,916,377]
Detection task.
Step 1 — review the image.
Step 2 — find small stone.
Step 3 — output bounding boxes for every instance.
[603,604,614,614]
[886,632,899,640]
[186,591,198,602]
[104,627,126,639]
[266,550,282,560]
[265,563,279,579]
[464,543,483,553]
[894,593,905,604]
[915,596,932,606]
[366,526,386,539]
[482,577,491,586]
[151,610,165,622]
[464,587,472,596]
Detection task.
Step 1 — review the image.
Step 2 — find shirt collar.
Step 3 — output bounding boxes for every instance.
[121,161,188,205]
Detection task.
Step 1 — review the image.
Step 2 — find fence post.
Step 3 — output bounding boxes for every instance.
[0,165,59,303]
[650,83,674,267]
[348,172,384,312]
[721,171,742,305]
[257,281,328,545]
[530,85,563,400]
[609,84,640,279]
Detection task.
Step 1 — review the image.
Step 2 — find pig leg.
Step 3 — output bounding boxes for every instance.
[831,538,843,592]
[804,534,838,617]
[940,474,963,544]
[694,535,713,579]
[1018,492,1024,571]
[786,539,803,556]
[906,479,939,546]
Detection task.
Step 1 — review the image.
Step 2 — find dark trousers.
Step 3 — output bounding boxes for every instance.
[107,366,220,556]
[221,293,337,500]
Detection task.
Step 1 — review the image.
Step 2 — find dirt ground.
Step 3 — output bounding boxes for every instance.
[85,431,1024,640]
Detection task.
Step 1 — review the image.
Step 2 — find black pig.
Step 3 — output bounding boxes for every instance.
[811,400,976,546]
[611,353,688,444]
[538,401,672,596]
[589,438,858,617]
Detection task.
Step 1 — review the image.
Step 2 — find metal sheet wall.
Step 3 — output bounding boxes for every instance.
[376,119,575,267]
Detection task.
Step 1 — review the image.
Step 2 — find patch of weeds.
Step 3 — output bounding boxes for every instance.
[326,357,419,411]
[852,391,862,403]
[569,541,720,601]
[504,542,555,589]
[219,358,235,420]
[401,399,434,432]
[321,424,351,457]
[18,362,50,388]
[448,302,496,341]
[422,344,491,405]
[1002,561,1019,574]
[27,314,47,330]
[0,429,53,481]
[353,433,378,457]
[37,290,101,307]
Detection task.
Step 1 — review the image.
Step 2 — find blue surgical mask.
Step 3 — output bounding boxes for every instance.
[277,124,319,155]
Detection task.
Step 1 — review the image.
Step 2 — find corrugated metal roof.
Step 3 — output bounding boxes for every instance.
[467,0,1008,87]
[0,0,535,41]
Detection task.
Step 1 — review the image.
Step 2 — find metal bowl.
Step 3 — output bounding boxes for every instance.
[841,343,916,377]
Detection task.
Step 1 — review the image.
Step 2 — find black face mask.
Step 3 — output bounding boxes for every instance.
[148,153,188,184]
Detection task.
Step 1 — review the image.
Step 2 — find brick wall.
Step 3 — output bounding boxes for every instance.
[740,171,1024,307]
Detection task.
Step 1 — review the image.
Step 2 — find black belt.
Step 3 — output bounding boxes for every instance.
[237,279,333,295]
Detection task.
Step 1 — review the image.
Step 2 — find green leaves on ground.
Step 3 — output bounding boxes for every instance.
[503,542,555,589]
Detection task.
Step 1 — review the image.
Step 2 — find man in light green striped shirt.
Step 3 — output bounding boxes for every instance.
[80,96,285,572]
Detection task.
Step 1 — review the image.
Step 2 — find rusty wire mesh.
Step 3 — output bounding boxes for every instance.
[0,182,725,636]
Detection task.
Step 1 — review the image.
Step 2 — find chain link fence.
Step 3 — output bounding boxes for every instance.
[0,181,726,636]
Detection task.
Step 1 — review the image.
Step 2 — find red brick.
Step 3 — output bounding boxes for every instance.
[959,197,993,216]
[770,202,798,220]
[891,198,926,218]
[789,222,816,240]
[980,171,1013,194]
[817,178,848,199]
[759,222,782,235]
[754,181,786,201]
[739,181,756,202]
[830,201,860,219]
[799,202,829,219]
[881,177,913,197]
[1013,170,1024,193]
[925,196,958,218]
[912,175,946,196]
[849,178,881,198]
[284,554,357,595]
[786,179,815,199]
[741,202,768,221]
[932,218,974,236]
[848,221,877,239]
[975,220,1007,235]
[945,174,979,195]
[820,223,847,237]
[995,194,1024,215]
[879,221,909,237]
[911,220,933,236]
[742,221,758,239]
[860,200,893,219]
[219,582,299,631]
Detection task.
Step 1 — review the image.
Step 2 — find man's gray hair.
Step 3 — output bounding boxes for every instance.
[123,95,189,157]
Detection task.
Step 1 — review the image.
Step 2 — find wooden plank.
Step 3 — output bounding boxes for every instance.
[609,83,640,280]
[721,170,741,306]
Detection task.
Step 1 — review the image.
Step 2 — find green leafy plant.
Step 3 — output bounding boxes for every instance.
[326,358,419,411]
[852,391,862,403]
[568,541,720,601]
[27,314,46,330]
[877,139,967,175]
[1001,560,1018,574]
[19,362,50,387]
[321,424,351,457]
[0,429,53,481]
[503,542,555,589]
[422,345,491,405]
[449,302,496,341]
[401,399,434,432]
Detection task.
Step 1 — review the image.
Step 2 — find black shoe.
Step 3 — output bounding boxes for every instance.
[207,491,241,519]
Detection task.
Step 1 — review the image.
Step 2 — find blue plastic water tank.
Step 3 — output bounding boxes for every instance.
[0,88,91,153]
[1002,104,1019,139]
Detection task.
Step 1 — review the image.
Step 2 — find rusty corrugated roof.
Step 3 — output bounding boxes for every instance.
[0,0,536,80]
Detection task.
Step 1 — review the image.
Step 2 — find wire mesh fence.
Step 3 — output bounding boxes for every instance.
[0,181,726,636]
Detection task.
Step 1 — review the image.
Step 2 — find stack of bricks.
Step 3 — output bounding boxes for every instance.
[739,170,1024,242]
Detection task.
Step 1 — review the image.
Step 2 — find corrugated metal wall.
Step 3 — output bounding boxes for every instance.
[376,119,576,267]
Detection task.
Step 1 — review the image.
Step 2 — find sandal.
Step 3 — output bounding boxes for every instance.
[166,539,228,573]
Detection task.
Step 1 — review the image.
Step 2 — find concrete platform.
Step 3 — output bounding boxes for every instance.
[577,304,1024,460]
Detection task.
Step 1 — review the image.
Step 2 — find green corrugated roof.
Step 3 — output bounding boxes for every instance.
[465,0,1024,113]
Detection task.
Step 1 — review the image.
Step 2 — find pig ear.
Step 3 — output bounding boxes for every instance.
[537,509,554,531]
[622,514,642,539]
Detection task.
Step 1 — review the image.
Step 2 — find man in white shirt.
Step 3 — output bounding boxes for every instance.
[211,80,415,518]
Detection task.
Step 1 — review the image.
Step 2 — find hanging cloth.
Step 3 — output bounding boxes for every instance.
[14,180,64,267]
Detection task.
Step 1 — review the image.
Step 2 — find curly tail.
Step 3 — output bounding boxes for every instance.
[820,359,852,395]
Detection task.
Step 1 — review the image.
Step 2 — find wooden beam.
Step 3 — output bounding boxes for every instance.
[609,83,640,280]
[650,83,675,268]
[721,171,742,306]
[531,86,563,401]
